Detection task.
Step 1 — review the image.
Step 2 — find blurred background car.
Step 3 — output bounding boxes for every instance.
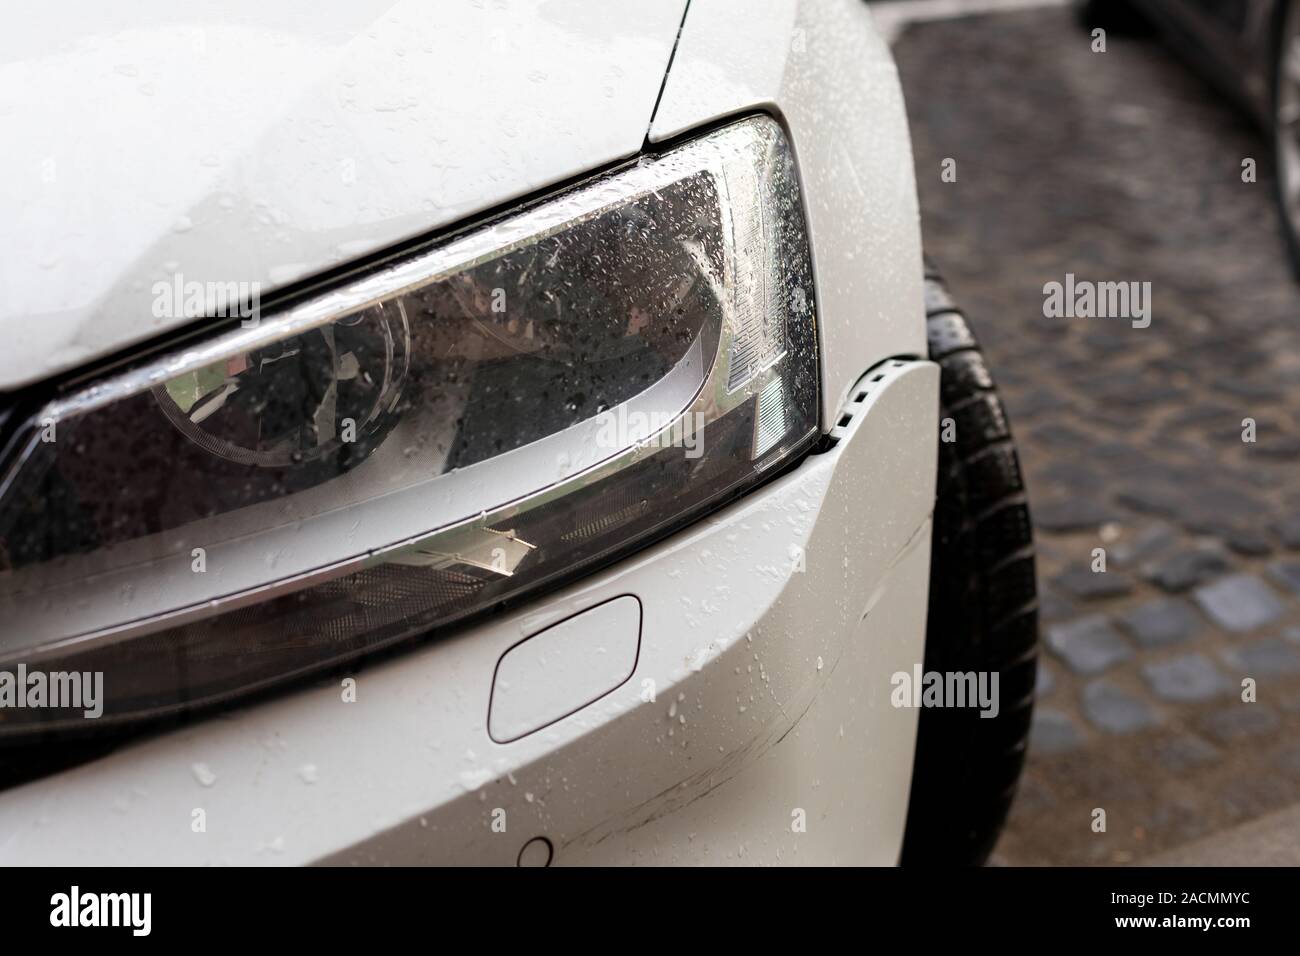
[1084,0,1300,272]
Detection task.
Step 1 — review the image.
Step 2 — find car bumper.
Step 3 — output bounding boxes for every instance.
[0,356,937,866]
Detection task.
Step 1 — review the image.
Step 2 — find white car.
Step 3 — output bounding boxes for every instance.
[0,0,1037,866]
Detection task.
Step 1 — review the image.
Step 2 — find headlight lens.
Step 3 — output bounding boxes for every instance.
[0,115,817,737]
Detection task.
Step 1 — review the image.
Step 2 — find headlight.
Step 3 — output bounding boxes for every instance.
[0,115,817,737]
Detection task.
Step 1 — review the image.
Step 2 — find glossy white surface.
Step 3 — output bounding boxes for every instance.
[652,0,928,428]
[0,0,686,392]
[489,595,642,743]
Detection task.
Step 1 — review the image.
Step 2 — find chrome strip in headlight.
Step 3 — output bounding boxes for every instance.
[0,115,818,735]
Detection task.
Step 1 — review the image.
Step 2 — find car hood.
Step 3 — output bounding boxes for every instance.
[0,0,687,392]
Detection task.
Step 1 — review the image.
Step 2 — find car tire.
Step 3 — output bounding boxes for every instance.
[1273,0,1300,279]
[899,260,1039,867]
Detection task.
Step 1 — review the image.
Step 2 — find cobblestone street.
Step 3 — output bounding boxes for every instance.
[890,5,1300,864]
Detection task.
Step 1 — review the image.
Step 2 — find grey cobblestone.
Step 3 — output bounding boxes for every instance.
[1034,499,1114,533]
[1267,560,1300,597]
[1220,637,1300,679]
[1117,597,1202,648]
[1219,526,1275,558]
[1046,615,1133,675]
[1052,567,1133,600]
[1038,460,1102,496]
[1038,591,1076,624]
[1141,653,1233,703]
[1194,574,1287,633]
[1029,707,1085,755]
[1109,523,1177,568]
[1143,548,1230,593]
[1081,680,1160,734]
[1175,488,1273,532]
[1117,485,1180,521]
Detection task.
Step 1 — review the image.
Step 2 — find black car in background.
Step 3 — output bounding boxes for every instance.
[1088,1,1299,271]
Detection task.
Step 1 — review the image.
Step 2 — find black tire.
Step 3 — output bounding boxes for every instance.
[1272,0,1300,279]
[899,260,1039,867]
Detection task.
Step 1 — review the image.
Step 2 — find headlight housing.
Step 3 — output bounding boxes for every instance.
[0,115,818,737]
